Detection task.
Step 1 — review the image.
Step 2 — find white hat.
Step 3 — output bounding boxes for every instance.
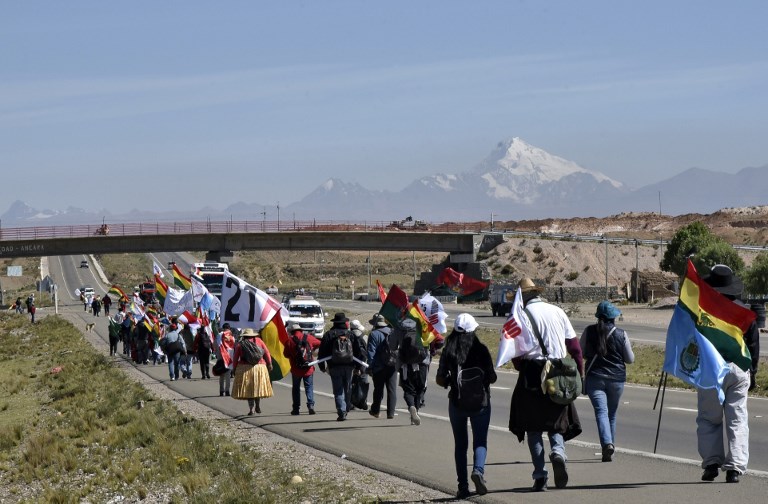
[350,319,365,332]
[454,313,478,333]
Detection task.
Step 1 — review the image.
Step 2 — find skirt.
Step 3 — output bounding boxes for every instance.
[232,363,273,400]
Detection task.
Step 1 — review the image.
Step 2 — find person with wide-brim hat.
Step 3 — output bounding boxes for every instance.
[318,312,362,421]
[697,264,759,484]
[366,313,397,419]
[509,277,583,492]
[232,327,273,415]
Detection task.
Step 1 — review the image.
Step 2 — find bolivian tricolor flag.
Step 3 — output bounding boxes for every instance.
[676,260,755,371]
[380,284,441,347]
[155,274,168,306]
[261,308,292,382]
[108,285,129,302]
[172,263,192,290]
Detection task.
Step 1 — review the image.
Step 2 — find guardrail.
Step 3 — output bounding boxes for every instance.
[0,220,484,241]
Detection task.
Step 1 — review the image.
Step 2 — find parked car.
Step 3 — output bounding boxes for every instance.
[80,260,89,268]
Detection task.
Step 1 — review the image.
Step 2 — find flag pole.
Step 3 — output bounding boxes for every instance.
[653,372,668,454]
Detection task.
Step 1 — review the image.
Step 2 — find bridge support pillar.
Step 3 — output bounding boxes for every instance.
[206,250,234,264]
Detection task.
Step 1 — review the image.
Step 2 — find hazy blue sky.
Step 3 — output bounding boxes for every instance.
[2,1,767,215]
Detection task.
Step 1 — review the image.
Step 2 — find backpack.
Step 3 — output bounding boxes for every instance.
[456,366,488,411]
[293,334,312,368]
[240,339,264,365]
[378,328,399,367]
[399,331,428,365]
[199,332,212,351]
[331,330,354,365]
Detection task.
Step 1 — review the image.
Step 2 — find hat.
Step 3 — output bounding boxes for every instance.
[241,328,259,338]
[519,278,543,293]
[350,319,365,332]
[222,323,230,329]
[331,312,348,324]
[287,323,302,332]
[703,264,743,297]
[454,313,479,333]
[400,318,417,330]
[368,313,389,328]
[595,300,621,320]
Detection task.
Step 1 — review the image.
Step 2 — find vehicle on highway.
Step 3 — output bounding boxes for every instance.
[192,261,229,298]
[138,281,156,303]
[283,294,326,337]
[80,260,89,268]
[82,286,95,298]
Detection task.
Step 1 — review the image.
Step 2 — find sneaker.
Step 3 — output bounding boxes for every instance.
[409,405,421,426]
[369,410,380,418]
[386,415,395,419]
[225,391,230,396]
[456,487,471,499]
[290,410,300,416]
[549,453,568,489]
[219,391,224,397]
[602,443,615,462]
[531,477,548,492]
[726,470,740,483]
[701,464,719,481]
[308,408,316,415]
[471,471,487,496]
[336,413,347,421]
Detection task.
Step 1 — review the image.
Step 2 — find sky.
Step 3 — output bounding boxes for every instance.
[2,1,768,216]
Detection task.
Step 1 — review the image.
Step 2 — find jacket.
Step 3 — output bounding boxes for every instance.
[283,331,321,377]
[580,322,634,382]
[366,326,394,374]
[436,330,497,407]
[318,324,361,371]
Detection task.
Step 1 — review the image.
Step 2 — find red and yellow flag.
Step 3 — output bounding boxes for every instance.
[154,274,168,306]
[108,285,129,302]
[172,263,192,290]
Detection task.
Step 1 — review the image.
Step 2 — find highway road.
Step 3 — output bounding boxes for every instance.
[47,254,768,501]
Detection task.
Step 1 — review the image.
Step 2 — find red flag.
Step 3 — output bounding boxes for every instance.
[376,279,387,303]
[380,284,410,327]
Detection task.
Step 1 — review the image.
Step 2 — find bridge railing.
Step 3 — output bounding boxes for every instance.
[0,220,485,241]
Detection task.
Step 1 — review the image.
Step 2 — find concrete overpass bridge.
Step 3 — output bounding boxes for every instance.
[0,220,484,263]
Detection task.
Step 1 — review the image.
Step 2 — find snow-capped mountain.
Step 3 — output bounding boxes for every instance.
[3,138,766,225]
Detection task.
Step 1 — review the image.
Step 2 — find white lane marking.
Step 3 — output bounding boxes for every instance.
[490,386,510,390]
[666,406,697,413]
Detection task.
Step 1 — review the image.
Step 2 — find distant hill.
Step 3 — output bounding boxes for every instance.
[2,138,767,225]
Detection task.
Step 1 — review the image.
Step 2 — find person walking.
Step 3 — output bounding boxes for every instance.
[283,323,321,415]
[232,328,273,415]
[697,264,759,483]
[580,300,634,462]
[29,302,36,324]
[366,313,398,419]
[396,318,430,426]
[193,326,213,379]
[509,278,583,492]
[102,294,112,316]
[436,313,497,499]
[216,323,236,396]
[162,321,186,381]
[318,313,362,421]
[91,296,101,317]
[180,323,195,379]
[349,319,370,411]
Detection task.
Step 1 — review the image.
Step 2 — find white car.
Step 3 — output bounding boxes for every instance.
[283,295,325,337]
[80,260,89,268]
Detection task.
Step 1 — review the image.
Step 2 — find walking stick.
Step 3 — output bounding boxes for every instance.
[653,372,668,454]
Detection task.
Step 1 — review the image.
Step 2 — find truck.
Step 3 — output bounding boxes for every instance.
[282,294,326,337]
[489,283,516,317]
[192,261,229,298]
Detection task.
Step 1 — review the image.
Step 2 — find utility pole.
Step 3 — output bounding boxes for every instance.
[367,251,371,296]
[276,202,280,231]
[635,239,640,303]
[604,235,609,299]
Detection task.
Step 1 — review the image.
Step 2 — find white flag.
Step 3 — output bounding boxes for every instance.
[418,292,448,334]
[152,260,164,278]
[496,287,537,368]
[163,287,195,316]
[220,270,285,330]
[192,275,222,317]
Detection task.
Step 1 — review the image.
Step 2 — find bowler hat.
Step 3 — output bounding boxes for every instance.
[331,312,348,324]
[702,264,743,297]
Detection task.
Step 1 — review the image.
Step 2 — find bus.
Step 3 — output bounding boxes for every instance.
[192,261,229,298]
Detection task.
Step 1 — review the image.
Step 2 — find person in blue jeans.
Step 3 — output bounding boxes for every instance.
[283,323,321,415]
[163,323,186,381]
[436,313,497,499]
[580,300,634,462]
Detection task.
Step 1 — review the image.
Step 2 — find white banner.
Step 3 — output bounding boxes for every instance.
[419,292,448,334]
[164,287,195,316]
[496,287,537,368]
[220,271,287,330]
[153,260,164,278]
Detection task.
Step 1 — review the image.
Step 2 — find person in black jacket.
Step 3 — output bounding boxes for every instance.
[319,313,363,421]
[436,313,497,499]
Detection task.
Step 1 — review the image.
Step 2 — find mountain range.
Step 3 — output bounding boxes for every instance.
[3,138,767,226]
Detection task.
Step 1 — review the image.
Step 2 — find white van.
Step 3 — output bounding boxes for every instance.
[283,295,325,337]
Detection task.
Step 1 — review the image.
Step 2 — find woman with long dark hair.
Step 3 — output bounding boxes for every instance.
[436,314,497,499]
[580,301,634,462]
